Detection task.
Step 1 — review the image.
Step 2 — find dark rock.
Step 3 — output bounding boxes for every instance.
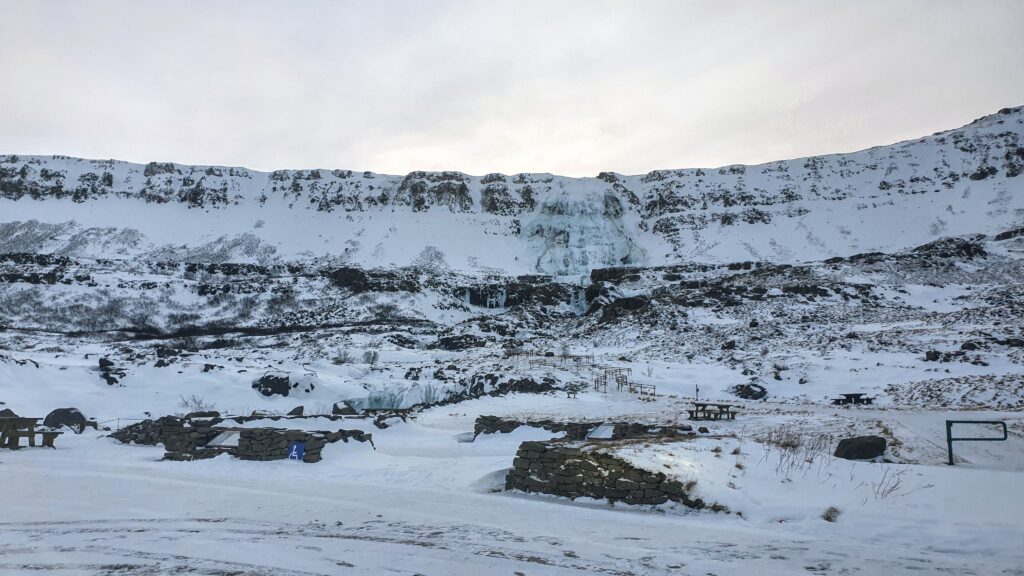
[0,408,19,418]
[437,334,487,351]
[332,401,359,415]
[968,165,997,181]
[834,436,886,460]
[252,374,291,397]
[994,227,1024,242]
[184,411,220,419]
[287,406,304,416]
[912,237,987,260]
[42,408,95,433]
[730,382,767,400]
[721,340,737,350]
[749,319,759,328]
[98,357,114,369]
[155,346,180,358]
[599,295,650,323]
[698,427,709,434]
[924,350,942,362]
[325,266,370,292]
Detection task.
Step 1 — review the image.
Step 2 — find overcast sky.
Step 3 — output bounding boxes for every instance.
[1,1,1021,176]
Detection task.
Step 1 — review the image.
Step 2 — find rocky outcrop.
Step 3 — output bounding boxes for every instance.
[251,374,301,397]
[505,441,715,509]
[98,357,126,386]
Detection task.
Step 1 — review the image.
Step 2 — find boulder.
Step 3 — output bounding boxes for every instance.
[0,408,18,418]
[834,436,886,460]
[730,383,767,400]
[332,402,359,416]
[98,357,114,369]
[252,374,291,397]
[42,407,89,433]
[287,406,304,416]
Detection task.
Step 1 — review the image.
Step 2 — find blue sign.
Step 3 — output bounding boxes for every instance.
[287,441,305,461]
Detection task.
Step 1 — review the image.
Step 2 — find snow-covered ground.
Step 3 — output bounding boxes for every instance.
[2,105,1023,574]
[2,392,1022,575]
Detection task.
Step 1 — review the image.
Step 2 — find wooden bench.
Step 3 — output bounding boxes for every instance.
[688,403,738,421]
[832,394,875,406]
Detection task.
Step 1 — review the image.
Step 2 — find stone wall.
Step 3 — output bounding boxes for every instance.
[111,416,221,453]
[505,440,713,509]
[474,415,692,440]
[112,416,373,463]
[232,428,372,463]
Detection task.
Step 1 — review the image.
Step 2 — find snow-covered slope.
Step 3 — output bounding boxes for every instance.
[2,106,1022,274]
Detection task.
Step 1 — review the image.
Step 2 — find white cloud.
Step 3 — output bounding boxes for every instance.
[1,0,1021,176]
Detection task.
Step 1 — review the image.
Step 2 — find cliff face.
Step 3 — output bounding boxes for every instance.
[1,106,1022,274]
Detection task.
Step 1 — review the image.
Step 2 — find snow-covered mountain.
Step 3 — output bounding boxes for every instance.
[3,108,1024,576]
[2,106,1022,275]
[1,105,1023,418]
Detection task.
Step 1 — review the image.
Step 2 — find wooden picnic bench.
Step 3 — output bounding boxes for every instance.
[0,417,63,449]
[831,393,874,406]
[687,403,738,421]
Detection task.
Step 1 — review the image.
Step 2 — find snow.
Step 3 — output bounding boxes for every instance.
[3,106,1023,274]
[1,398,1022,575]
[1,107,1023,574]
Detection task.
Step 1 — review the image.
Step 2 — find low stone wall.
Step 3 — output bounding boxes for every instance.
[111,416,221,453]
[112,416,373,463]
[232,428,373,463]
[505,440,711,509]
[474,415,692,440]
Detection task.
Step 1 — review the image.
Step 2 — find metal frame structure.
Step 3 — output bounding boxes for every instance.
[945,420,1008,465]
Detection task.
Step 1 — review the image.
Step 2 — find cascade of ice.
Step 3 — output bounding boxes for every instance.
[523,182,646,275]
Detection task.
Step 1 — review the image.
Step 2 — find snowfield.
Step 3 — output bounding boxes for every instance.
[1,106,1023,575]
[1,397,1022,575]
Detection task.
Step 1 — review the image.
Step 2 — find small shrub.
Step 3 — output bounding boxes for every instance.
[179,394,216,413]
[822,506,841,522]
[362,350,380,365]
[332,350,354,365]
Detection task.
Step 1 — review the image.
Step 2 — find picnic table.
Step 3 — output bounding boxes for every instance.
[831,393,874,406]
[0,417,61,449]
[687,403,738,421]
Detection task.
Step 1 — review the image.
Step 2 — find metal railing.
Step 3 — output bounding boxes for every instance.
[945,420,1008,465]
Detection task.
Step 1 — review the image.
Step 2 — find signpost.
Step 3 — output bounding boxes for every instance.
[945,420,1007,465]
[288,441,305,461]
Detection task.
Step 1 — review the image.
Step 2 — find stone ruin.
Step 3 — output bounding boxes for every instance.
[473,415,727,510]
[110,414,373,463]
[473,415,694,440]
[505,440,717,509]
